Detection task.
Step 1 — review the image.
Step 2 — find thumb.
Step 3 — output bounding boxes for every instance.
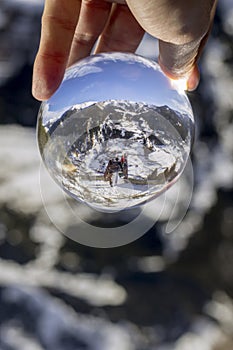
[158,39,201,91]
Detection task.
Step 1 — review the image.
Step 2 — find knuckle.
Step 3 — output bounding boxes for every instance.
[179,21,209,44]
[42,14,77,33]
[72,31,97,47]
[171,8,213,45]
[38,50,67,65]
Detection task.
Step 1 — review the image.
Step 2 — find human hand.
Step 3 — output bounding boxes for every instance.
[32,0,217,101]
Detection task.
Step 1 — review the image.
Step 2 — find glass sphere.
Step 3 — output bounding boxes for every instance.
[37,52,194,211]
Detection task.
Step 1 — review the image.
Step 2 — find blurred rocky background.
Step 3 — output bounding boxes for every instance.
[0,0,233,349]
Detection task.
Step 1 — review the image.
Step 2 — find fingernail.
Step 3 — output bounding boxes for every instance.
[187,65,200,91]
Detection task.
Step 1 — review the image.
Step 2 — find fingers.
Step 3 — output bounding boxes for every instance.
[32,0,144,101]
[68,0,112,66]
[95,4,144,53]
[32,0,81,100]
[33,0,217,101]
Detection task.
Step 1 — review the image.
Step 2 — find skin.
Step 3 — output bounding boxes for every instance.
[32,0,218,101]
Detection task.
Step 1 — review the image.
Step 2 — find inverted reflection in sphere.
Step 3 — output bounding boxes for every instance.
[37,53,194,212]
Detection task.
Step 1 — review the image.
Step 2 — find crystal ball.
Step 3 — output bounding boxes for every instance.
[37,52,194,211]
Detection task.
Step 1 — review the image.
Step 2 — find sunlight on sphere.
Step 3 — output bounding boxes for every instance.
[37,52,194,212]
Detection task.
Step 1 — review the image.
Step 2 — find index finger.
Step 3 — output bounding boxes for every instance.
[32,0,81,100]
